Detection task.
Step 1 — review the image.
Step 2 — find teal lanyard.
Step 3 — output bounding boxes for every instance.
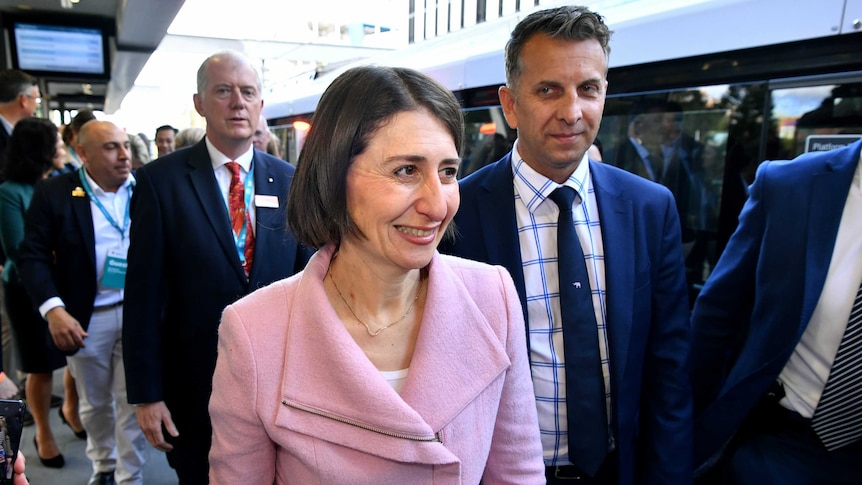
[78,169,132,240]
[70,148,82,166]
[229,163,255,266]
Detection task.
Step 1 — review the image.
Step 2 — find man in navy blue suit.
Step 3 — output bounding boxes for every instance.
[122,51,307,485]
[442,6,692,484]
[691,139,862,484]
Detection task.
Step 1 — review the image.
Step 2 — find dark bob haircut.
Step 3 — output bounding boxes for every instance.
[287,65,464,249]
[505,5,612,90]
[3,117,59,184]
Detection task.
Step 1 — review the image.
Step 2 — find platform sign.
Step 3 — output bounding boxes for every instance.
[805,134,862,153]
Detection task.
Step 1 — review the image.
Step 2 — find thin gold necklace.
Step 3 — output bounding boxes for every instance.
[327,262,423,337]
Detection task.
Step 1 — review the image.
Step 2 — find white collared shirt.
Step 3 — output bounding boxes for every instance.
[39,171,134,317]
[0,114,13,136]
[511,141,611,466]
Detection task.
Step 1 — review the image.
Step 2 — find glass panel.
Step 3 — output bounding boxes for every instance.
[460,106,515,178]
[599,84,766,301]
[772,81,862,158]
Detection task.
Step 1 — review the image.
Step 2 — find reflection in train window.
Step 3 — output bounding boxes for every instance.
[461,107,513,178]
[772,82,862,158]
[599,85,751,297]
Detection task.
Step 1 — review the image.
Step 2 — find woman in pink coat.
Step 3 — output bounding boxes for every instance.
[208,66,544,484]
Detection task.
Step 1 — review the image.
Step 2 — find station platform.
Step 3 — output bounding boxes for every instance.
[20,368,177,484]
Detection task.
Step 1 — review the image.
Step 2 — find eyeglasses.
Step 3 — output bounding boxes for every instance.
[23,94,42,105]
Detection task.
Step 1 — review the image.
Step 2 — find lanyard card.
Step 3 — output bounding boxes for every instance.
[102,249,128,289]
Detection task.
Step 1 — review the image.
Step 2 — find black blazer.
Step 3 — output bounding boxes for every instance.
[122,140,308,418]
[18,170,101,331]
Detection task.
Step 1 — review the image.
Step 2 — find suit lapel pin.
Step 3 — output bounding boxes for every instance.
[267,177,274,183]
[71,187,86,197]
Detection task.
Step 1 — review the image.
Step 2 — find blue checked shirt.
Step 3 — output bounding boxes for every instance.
[511,142,612,466]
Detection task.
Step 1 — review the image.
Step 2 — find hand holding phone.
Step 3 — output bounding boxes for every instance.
[0,400,24,484]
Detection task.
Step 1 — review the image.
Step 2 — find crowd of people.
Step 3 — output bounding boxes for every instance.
[0,4,858,485]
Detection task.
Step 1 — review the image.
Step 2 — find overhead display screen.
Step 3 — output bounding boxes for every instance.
[13,22,105,75]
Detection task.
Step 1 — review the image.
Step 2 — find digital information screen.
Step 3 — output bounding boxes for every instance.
[14,22,105,75]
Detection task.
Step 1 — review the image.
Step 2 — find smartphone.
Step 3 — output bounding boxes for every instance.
[0,400,24,484]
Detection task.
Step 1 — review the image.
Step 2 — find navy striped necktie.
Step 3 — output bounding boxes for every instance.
[811,282,862,450]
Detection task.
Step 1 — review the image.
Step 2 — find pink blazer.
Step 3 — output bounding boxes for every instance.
[209,243,544,484]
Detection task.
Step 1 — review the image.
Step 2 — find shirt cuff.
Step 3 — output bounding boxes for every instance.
[39,298,65,320]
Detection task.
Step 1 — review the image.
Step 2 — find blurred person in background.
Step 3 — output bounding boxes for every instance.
[128,133,150,170]
[50,127,76,177]
[0,70,40,172]
[136,133,151,160]
[252,114,270,153]
[154,125,177,158]
[174,127,205,150]
[0,118,78,468]
[265,132,282,159]
[0,69,41,400]
[65,110,97,168]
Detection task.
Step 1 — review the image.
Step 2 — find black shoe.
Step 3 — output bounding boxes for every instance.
[87,470,116,485]
[33,436,64,468]
[58,406,87,440]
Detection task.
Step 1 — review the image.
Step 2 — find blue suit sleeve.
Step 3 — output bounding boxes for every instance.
[690,162,767,411]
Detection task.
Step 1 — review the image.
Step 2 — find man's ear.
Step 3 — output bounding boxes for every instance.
[498,86,518,130]
[193,93,204,116]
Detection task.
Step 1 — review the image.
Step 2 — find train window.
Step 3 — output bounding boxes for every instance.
[460,107,515,178]
[594,78,862,302]
[599,83,769,301]
[771,81,862,158]
[270,119,311,166]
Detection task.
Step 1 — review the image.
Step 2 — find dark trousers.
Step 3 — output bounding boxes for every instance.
[707,402,862,485]
[546,451,619,485]
[165,418,212,485]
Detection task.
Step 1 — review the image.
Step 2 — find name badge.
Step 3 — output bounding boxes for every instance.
[101,250,127,289]
[254,195,279,208]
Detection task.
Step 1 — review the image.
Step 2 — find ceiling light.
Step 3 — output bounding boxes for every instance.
[60,0,73,8]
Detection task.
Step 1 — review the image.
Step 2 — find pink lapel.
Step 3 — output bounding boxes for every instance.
[275,245,511,463]
[400,252,512,429]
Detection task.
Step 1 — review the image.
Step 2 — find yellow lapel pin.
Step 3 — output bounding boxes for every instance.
[71,187,86,197]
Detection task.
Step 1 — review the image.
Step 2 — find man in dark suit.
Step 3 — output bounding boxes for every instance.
[441,6,692,484]
[691,139,862,483]
[19,120,147,485]
[122,51,307,484]
[0,69,40,172]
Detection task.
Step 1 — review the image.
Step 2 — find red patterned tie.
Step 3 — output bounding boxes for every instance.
[226,162,254,276]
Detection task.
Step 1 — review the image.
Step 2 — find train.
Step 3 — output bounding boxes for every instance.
[264,0,862,301]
